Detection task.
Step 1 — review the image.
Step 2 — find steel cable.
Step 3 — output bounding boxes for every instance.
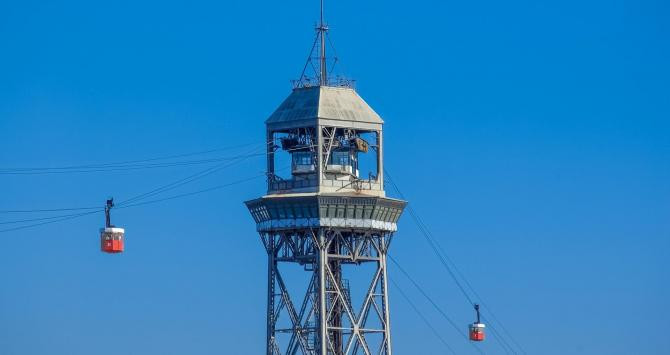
[388,255,485,355]
[115,173,267,210]
[389,277,457,355]
[0,210,104,233]
[0,206,102,214]
[385,169,524,355]
[0,171,268,233]
[0,142,260,174]
[116,142,269,206]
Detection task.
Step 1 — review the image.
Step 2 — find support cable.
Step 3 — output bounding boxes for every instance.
[0,142,259,174]
[0,141,274,215]
[0,206,102,214]
[116,142,311,207]
[0,139,310,225]
[0,164,291,234]
[0,171,269,234]
[385,169,525,355]
[0,157,252,175]
[388,255,485,355]
[116,142,268,206]
[0,144,268,219]
[0,211,102,225]
[483,316,516,355]
[414,216,517,355]
[388,277,457,355]
[461,284,528,354]
[0,210,103,233]
[115,172,267,210]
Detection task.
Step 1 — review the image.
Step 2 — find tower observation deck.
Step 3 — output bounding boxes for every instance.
[245,3,406,354]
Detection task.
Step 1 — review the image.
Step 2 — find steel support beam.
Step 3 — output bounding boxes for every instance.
[261,229,394,355]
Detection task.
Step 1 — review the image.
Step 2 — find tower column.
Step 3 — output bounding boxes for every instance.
[266,234,277,355]
[317,125,323,188]
[318,229,329,354]
[377,130,384,190]
[328,238,343,354]
[380,252,393,355]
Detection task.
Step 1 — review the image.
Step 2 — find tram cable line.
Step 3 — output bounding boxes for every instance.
[384,171,474,302]
[1,135,523,353]
[0,206,102,214]
[116,142,268,206]
[412,214,518,355]
[482,313,526,354]
[456,280,528,354]
[388,255,486,355]
[412,207,520,354]
[0,142,274,216]
[385,170,525,355]
[115,172,268,210]
[0,156,255,175]
[0,174,266,226]
[387,170,523,354]
[0,170,270,233]
[389,277,457,355]
[115,142,310,207]
[0,144,266,224]
[0,211,103,225]
[0,141,277,232]
[0,209,104,233]
[0,163,289,233]
[481,315,515,355]
[0,141,260,174]
[0,140,292,227]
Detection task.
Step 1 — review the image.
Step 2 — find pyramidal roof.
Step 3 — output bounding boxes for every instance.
[266,86,383,130]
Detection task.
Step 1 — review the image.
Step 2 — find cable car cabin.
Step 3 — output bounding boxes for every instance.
[100,227,124,253]
[100,198,124,253]
[469,322,485,341]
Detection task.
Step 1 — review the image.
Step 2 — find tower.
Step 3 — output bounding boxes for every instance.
[245,3,406,354]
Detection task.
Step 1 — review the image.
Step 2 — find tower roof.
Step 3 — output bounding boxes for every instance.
[266,86,383,131]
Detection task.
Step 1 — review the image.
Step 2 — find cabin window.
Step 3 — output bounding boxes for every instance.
[330,151,351,166]
[292,151,315,174]
[292,152,312,165]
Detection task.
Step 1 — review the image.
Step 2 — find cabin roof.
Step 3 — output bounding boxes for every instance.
[266,86,383,129]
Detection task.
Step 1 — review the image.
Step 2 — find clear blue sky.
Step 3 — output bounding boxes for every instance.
[1,0,668,354]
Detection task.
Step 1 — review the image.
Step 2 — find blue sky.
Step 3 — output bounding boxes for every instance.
[1,0,668,354]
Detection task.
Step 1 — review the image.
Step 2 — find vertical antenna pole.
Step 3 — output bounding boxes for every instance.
[319,0,327,85]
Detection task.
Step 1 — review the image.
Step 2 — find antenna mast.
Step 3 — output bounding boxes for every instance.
[318,0,328,85]
[295,0,352,89]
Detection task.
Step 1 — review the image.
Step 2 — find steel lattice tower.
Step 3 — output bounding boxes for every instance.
[245,4,406,354]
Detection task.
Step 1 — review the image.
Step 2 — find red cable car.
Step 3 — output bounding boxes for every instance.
[469,304,486,341]
[100,198,124,253]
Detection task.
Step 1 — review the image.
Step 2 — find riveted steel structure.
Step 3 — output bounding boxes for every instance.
[245,4,405,354]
